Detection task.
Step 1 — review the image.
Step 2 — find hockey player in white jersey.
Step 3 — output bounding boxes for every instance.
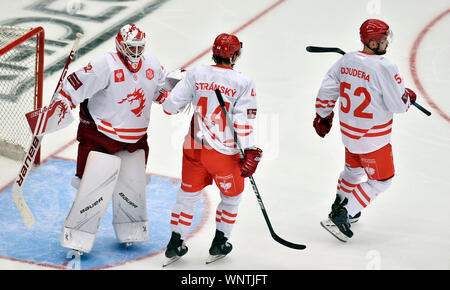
[161,33,262,265]
[314,19,417,242]
[49,23,170,254]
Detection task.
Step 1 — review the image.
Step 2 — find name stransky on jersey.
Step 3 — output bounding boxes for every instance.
[341,67,370,82]
[196,82,238,97]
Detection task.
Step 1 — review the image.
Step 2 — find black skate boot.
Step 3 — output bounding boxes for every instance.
[206,230,232,264]
[321,196,353,242]
[162,232,188,267]
[349,212,361,223]
[332,194,361,223]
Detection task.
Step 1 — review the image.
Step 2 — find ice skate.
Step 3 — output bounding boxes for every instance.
[349,212,361,223]
[206,230,232,264]
[331,195,361,224]
[321,197,353,242]
[162,232,188,267]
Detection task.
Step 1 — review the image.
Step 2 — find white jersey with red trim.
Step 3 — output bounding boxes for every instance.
[57,51,166,143]
[316,51,411,154]
[163,65,257,155]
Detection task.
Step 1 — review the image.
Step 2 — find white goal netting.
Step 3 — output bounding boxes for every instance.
[0,25,43,163]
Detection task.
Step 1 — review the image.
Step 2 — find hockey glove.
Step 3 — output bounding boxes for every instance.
[313,111,334,138]
[240,147,263,178]
[403,88,417,104]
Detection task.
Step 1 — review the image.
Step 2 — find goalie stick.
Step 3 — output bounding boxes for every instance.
[214,89,306,250]
[305,46,432,116]
[11,33,83,229]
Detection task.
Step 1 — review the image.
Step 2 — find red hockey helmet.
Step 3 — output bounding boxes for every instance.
[360,19,391,45]
[212,33,242,60]
[115,23,146,68]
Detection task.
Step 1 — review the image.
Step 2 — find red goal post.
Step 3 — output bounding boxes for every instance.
[0,26,44,165]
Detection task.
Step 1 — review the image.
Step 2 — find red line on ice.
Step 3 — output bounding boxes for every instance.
[409,8,450,122]
[181,0,286,68]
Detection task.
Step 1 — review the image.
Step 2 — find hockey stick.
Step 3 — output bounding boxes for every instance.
[305,46,432,116]
[306,46,346,55]
[214,89,306,250]
[11,33,83,228]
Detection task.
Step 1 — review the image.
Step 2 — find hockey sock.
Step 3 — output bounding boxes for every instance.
[215,193,242,239]
[336,165,366,202]
[170,189,202,240]
[345,178,393,216]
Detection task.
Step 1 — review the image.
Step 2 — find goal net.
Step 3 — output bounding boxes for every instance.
[0,26,44,164]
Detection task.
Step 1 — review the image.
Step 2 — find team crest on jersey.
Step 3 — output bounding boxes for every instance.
[216,174,236,195]
[364,166,376,177]
[114,69,125,82]
[146,68,154,80]
[118,88,146,117]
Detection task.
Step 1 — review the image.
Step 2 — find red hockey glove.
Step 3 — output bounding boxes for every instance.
[155,89,169,104]
[240,147,263,178]
[313,111,334,138]
[403,88,417,104]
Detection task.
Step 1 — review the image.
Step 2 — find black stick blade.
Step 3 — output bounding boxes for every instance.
[306,46,346,55]
[273,234,306,250]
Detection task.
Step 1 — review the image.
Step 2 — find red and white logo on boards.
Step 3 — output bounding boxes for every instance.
[114,69,125,82]
[146,68,154,80]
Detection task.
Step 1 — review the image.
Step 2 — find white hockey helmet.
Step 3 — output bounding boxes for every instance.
[115,24,146,69]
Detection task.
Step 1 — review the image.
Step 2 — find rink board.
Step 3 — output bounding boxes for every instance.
[0,158,206,269]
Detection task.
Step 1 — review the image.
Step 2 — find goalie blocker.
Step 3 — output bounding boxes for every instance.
[25,100,74,136]
[61,150,148,253]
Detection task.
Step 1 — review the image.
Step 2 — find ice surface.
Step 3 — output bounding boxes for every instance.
[0,0,449,270]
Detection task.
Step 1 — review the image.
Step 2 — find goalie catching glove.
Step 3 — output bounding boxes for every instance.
[240,147,263,177]
[163,67,186,92]
[156,67,187,105]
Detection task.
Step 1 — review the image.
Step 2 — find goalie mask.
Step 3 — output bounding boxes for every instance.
[115,24,146,71]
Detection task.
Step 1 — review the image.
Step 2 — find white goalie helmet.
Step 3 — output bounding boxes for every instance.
[115,23,146,69]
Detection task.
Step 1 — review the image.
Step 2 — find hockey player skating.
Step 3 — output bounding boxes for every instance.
[161,33,262,265]
[313,19,417,242]
[39,23,171,255]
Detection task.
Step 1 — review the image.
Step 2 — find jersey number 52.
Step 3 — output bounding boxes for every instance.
[340,82,373,119]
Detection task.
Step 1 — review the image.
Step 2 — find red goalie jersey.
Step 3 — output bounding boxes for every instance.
[316,51,411,154]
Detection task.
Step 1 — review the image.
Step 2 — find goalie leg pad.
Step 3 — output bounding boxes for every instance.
[112,150,149,243]
[61,151,121,253]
